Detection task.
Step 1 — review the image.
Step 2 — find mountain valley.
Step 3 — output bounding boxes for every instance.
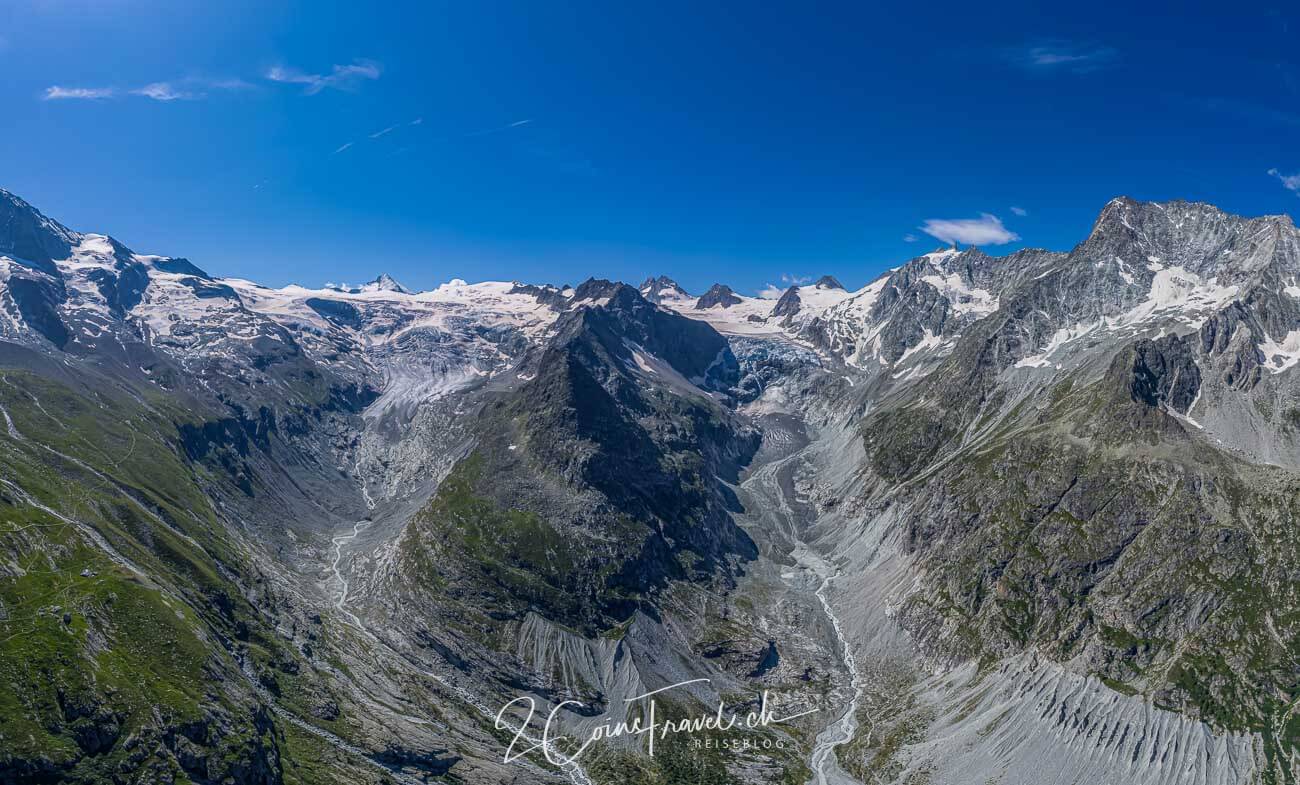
[3,188,1300,785]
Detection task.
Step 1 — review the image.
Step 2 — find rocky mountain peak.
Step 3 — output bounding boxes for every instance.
[570,276,630,303]
[506,281,570,309]
[360,273,410,294]
[812,275,844,290]
[924,245,962,262]
[0,187,79,275]
[1081,196,1300,282]
[695,283,741,309]
[1087,196,1244,245]
[771,286,802,318]
[639,275,690,303]
[323,273,410,295]
[151,257,214,279]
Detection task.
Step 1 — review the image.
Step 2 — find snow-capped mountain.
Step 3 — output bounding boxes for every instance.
[8,182,1300,463]
[326,273,412,294]
[638,274,692,304]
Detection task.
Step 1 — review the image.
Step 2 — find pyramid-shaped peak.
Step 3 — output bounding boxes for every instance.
[695,283,741,310]
[359,273,410,294]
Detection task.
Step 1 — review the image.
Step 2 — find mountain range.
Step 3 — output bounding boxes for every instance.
[2,186,1300,785]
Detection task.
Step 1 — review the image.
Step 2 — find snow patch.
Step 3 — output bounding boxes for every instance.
[920,272,997,316]
[1120,265,1238,326]
[1015,321,1102,369]
[1258,329,1300,374]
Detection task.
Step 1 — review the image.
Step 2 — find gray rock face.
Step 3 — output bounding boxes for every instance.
[799,246,1066,369]
[695,283,742,309]
[4,274,70,348]
[0,188,76,275]
[1126,334,1201,413]
[771,285,802,318]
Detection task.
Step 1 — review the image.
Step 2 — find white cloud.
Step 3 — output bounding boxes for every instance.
[758,275,810,298]
[1010,206,1028,216]
[920,213,1020,246]
[265,60,381,94]
[1269,168,1300,195]
[44,77,246,102]
[131,82,194,101]
[1030,50,1089,66]
[369,124,398,139]
[43,86,115,100]
[332,142,354,155]
[1012,42,1117,74]
[903,233,919,242]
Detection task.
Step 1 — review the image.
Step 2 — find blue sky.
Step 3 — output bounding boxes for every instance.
[2,1,1298,296]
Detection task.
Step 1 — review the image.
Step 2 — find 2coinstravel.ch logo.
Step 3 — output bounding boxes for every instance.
[495,678,818,767]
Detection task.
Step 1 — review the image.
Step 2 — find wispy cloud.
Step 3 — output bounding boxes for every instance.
[781,273,811,285]
[338,117,534,156]
[758,284,786,299]
[265,60,381,95]
[464,118,534,138]
[1010,41,1117,74]
[43,86,115,100]
[1269,168,1300,195]
[44,77,248,102]
[332,116,424,155]
[920,213,1020,246]
[903,233,919,243]
[131,82,194,101]
[1010,206,1028,216]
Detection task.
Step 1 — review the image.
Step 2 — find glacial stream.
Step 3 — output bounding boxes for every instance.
[330,520,372,629]
[736,413,865,785]
[803,549,863,785]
